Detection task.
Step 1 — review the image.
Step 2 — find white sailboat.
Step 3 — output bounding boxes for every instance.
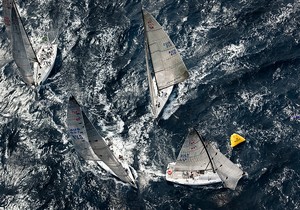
[142,9,189,118]
[3,0,57,86]
[166,128,244,190]
[67,96,137,188]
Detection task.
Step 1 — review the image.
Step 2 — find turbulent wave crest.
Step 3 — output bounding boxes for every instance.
[1,0,299,209]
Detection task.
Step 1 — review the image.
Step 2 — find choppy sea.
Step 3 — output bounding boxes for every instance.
[0,0,299,209]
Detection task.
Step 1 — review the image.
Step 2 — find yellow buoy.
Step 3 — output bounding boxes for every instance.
[230,133,245,147]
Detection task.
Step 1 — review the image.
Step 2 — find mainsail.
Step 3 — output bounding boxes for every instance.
[142,9,189,90]
[174,130,214,172]
[67,97,136,187]
[10,2,36,85]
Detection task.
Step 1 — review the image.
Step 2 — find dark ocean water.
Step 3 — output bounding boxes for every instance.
[1,0,300,209]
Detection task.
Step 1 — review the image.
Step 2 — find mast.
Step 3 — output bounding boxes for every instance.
[142,9,159,115]
[194,128,216,173]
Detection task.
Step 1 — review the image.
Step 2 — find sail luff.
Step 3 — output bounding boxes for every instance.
[142,9,189,90]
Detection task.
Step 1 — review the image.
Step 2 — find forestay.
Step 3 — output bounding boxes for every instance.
[142,10,189,90]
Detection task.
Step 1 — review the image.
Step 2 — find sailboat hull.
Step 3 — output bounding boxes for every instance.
[34,43,58,86]
[152,77,173,118]
[165,162,222,186]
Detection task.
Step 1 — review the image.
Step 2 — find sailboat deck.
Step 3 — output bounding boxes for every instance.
[166,162,222,186]
[35,44,57,85]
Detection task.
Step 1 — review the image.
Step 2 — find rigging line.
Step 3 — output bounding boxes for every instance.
[194,128,216,173]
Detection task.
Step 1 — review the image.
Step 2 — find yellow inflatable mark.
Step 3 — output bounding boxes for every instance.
[230,133,245,147]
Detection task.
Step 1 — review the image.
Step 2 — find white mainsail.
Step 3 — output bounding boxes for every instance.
[142,9,189,118]
[10,1,37,85]
[174,130,215,172]
[67,97,137,188]
[166,129,244,190]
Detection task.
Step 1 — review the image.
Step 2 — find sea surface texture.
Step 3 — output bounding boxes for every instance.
[0,0,299,209]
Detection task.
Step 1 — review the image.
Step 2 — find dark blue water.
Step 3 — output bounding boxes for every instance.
[1,0,299,209]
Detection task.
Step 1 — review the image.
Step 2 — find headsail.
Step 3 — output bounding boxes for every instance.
[206,143,244,190]
[142,9,189,91]
[174,129,214,172]
[10,0,38,85]
[67,97,136,187]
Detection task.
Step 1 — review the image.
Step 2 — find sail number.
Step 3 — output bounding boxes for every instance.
[69,128,84,140]
[147,20,154,29]
[179,153,189,161]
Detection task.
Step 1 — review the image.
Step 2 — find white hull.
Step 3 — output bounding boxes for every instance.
[166,162,222,186]
[152,77,173,118]
[34,43,58,86]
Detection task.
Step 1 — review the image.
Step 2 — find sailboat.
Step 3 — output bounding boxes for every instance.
[166,128,244,190]
[3,0,57,86]
[67,96,137,188]
[142,9,189,118]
